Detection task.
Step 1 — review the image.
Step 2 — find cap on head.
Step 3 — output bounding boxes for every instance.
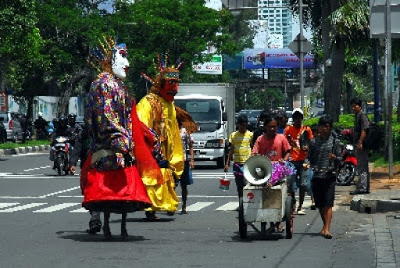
[292,108,304,117]
[68,113,76,119]
[38,112,43,117]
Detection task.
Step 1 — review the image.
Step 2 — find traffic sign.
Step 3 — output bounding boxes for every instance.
[288,33,313,58]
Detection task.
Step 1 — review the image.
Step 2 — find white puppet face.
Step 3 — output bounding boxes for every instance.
[111,44,129,80]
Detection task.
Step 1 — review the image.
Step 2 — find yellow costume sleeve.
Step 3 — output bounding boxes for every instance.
[168,107,184,179]
[136,97,153,129]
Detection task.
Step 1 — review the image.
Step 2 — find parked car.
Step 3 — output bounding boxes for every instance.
[0,119,6,143]
[286,110,293,125]
[239,109,262,131]
[0,111,23,142]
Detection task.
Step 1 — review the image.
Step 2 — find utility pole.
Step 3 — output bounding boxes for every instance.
[299,0,304,111]
[386,0,393,178]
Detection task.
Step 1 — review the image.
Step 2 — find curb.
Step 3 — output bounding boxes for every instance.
[0,144,51,156]
[350,195,400,213]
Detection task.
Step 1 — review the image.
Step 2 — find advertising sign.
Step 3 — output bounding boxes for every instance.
[192,55,223,75]
[243,48,315,69]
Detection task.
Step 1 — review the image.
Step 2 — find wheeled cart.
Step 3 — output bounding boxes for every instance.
[238,180,294,239]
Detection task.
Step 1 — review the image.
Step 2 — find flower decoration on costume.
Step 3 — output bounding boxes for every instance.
[268,161,297,186]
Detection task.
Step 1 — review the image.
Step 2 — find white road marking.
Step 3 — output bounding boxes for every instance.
[186,201,214,211]
[0,196,45,199]
[40,166,51,169]
[0,174,36,177]
[38,186,80,198]
[0,203,47,212]
[215,202,238,211]
[70,207,88,213]
[0,203,19,208]
[33,203,80,213]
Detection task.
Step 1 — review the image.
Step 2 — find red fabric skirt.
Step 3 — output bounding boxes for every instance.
[82,165,152,213]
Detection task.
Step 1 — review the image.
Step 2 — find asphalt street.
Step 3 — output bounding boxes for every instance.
[0,152,379,268]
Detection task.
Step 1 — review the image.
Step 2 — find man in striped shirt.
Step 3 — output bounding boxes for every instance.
[224,114,253,198]
[305,115,342,239]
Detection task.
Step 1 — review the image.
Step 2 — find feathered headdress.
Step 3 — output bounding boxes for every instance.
[141,53,183,93]
[88,36,127,73]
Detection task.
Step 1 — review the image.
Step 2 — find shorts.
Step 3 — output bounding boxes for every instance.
[176,161,193,187]
[289,161,307,193]
[311,176,336,208]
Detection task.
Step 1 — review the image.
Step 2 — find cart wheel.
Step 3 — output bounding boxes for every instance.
[261,222,267,236]
[238,196,247,239]
[285,196,294,239]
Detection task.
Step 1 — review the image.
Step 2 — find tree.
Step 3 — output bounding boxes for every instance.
[289,0,370,121]
[0,0,43,98]
[35,0,110,116]
[111,0,254,98]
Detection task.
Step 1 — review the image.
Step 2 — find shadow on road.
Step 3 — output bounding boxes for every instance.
[57,230,149,242]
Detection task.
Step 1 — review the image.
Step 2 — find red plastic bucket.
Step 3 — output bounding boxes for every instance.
[219,174,230,191]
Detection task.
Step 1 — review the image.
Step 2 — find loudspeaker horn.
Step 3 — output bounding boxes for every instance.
[243,155,273,185]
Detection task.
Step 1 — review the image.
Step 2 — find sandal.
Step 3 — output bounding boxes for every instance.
[276,225,285,233]
[86,219,102,234]
[145,211,160,221]
[275,223,285,233]
[324,233,333,239]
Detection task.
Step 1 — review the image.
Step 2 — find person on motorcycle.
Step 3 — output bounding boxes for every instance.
[50,115,80,173]
[19,114,32,143]
[67,113,83,145]
[34,112,48,140]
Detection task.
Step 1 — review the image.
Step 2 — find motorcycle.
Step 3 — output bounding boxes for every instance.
[36,128,48,140]
[53,136,70,176]
[336,129,358,186]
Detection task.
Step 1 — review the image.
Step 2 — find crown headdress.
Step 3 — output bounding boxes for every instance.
[141,53,183,88]
[88,36,127,73]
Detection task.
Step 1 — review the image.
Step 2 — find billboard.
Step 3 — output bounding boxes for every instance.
[192,55,223,75]
[243,48,315,69]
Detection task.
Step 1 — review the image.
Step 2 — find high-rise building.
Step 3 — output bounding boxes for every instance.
[258,0,293,48]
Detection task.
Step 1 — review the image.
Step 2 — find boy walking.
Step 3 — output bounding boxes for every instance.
[224,115,253,198]
[284,108,313,215]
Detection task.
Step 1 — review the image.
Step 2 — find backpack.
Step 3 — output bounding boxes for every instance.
[363,121,381,150]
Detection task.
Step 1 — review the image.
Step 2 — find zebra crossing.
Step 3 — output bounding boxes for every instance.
[0,172,342,213]
[0,198,329,213]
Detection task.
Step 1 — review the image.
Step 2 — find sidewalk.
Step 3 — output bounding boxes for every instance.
[347,164,400,268]
[350,164,400,214]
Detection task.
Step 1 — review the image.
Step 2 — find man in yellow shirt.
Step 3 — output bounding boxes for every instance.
[224,114,253,198]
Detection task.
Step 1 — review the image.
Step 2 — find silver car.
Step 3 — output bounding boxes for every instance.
[0,111,23,142]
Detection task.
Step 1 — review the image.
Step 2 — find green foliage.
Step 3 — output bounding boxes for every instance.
[112,0,253,97]
[306,113,400,162]
[0,139,50,149]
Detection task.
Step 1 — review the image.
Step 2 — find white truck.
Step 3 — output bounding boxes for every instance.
[174,83,235,168]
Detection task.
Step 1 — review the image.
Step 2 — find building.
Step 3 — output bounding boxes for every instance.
[222,0,293,48]
[258,0,292,48]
